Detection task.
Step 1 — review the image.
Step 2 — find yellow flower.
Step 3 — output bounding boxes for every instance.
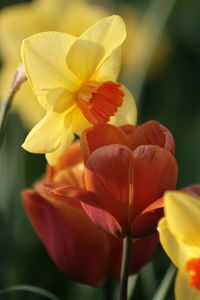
[21,15,137,165]
[0,0,168,129]
[0,0,109,128]
[158,191,200,300]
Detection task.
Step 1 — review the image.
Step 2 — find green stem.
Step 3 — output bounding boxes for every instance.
[118,236,132,300]
[0,63,26,147]
[0,94,14,147]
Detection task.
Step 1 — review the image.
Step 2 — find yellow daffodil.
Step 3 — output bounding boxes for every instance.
[21,15,137,165]
[0,0,109,128]
[0,0,169,130]
[0,0,167,129]
[158,191,200,300]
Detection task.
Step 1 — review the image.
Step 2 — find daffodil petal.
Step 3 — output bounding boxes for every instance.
[22,111,65,153]
[21,32,80,98]
[109,85,137,126]
[72,106,91,136]
[164,191,200,248]
[158,218,200,268]
[175,269,200,300]
[66,39,104,81]
[94,47,121,82]
[80,15,126,68]
[45,88,75,112]
[14,81,45,128]
[46,116,74,165]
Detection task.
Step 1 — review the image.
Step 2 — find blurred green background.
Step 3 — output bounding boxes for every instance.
[0,0,200,299]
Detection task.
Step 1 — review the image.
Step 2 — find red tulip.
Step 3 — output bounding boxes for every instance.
[51,121,178,238]
[80,121,178,237]
[23,139,158,287]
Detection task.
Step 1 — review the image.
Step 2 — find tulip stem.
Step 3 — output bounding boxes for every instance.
[0,64,26,147]
[118,236,132,300]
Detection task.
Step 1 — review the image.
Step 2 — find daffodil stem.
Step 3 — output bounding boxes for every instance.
[118,236,132,300]
[0,95,14,147]
[0,64,26,147]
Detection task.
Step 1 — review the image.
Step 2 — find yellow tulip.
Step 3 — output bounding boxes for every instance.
[21,15,137,165]
[158,191,200,300]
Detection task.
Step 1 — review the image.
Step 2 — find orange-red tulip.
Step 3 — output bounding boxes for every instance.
[51,121,178,238]
[80,121,178,237]
[23,140,158,287]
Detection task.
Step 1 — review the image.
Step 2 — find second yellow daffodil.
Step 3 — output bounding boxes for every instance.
[158,191,200,300]
[21,15,137,165]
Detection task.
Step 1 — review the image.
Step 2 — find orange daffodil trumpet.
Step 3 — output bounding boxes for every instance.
[158,190,200,300]
[21,15,137,165]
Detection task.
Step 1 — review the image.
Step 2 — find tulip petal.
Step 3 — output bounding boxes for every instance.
[66,39,104,81]
[175,269,200,300]
[131,197,163,237]
[164,191,200,248]
[82,145,133,236]
[80,15,126,70]
[109,85,137,126]
[127,120,175,153]
[130,233,159,274]
[120,124,137,142]
[46,141,83,181]
[21,32,80,99]
[81,204,124,238]
[81,145,177,237]
[158,218,200,268]
[81,124,130,162]
[45,183,123,237]
[22,189,109,286]
[181,185,200,199]
[132,145,178,217]
[53,163,85,188]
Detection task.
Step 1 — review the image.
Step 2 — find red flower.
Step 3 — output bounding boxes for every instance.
[22,140,158,287]
[52,121,178,238]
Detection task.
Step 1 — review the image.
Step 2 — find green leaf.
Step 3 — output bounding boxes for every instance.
[152,264,176,300]
[0,284,61,300]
